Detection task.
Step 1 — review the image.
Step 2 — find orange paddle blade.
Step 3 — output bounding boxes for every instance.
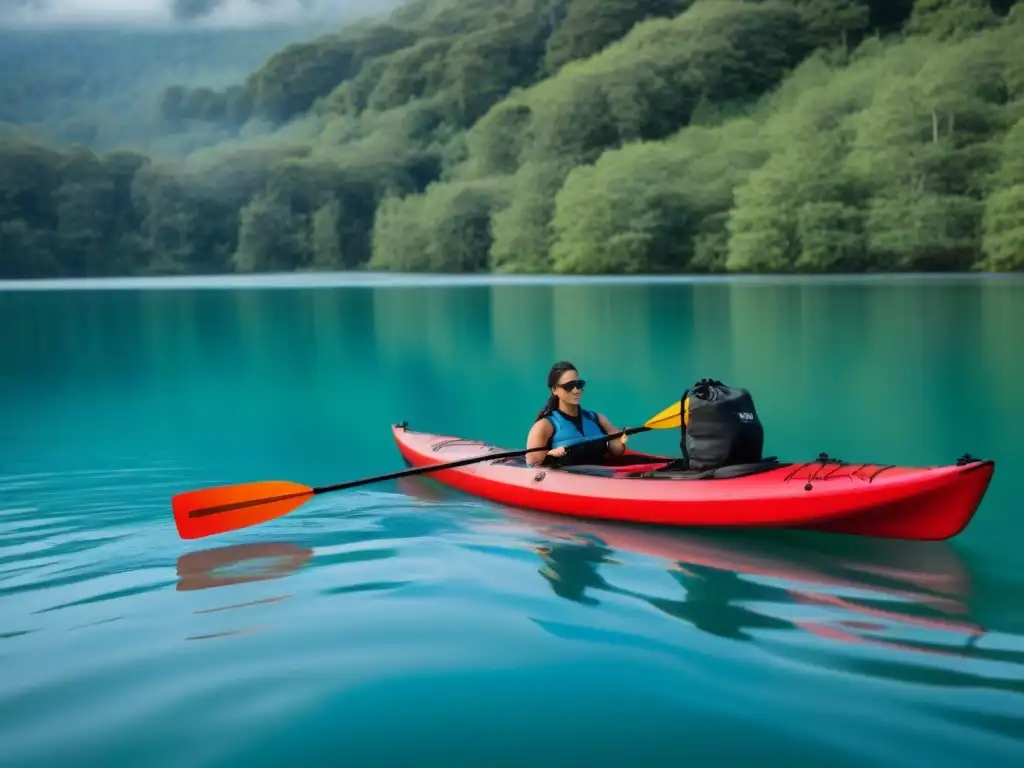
[172,480,314,540]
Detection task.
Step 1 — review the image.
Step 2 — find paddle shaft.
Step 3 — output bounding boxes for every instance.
[187,425,651,519]
[317,424,650,492]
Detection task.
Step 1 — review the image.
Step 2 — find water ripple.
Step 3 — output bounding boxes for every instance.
[1,468,1022,766]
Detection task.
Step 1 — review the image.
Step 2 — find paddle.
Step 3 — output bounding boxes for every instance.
[172,400,683,540]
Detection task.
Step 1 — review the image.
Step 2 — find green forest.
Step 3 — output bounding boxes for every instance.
[1,0,1022,279]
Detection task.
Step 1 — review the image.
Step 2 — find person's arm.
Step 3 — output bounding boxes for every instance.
[597,413,628,456]
[526,419,558,466]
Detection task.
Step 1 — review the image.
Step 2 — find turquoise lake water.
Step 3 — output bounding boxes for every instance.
[1,275,1022,767]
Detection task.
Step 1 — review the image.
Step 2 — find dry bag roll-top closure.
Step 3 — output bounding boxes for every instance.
[679,379,764,471]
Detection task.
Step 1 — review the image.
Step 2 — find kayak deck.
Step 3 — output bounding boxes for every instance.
[391,423,995,541]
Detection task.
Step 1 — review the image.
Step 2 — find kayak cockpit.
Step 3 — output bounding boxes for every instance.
[622,458,788,480]
[556,458,788,481]
[494,453,789,481]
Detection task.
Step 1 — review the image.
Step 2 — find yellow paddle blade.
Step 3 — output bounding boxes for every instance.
[644,400,682,430]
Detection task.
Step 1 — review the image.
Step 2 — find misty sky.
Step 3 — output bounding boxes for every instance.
[0,0,388,28]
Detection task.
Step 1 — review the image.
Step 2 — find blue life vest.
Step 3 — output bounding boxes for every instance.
[546,408,608,463]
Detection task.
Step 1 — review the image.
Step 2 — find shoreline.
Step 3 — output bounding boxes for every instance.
[2,271,1022,292]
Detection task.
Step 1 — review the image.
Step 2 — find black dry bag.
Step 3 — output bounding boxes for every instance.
[679,378,764,471]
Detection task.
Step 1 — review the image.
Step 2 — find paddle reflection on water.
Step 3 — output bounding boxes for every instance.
[176,541,314,592]
[176,541,314,641]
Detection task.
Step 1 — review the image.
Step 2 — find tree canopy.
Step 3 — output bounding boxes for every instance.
[1,0,1022,279]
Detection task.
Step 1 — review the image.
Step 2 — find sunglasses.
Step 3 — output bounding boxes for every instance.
[557,379,586,391]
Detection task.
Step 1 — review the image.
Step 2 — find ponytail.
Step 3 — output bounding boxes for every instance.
[535,394,559,422]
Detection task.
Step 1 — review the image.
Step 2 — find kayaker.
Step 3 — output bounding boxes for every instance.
[525,361,628,467]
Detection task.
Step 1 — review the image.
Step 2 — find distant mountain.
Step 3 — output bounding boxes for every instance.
[0,1,383,29]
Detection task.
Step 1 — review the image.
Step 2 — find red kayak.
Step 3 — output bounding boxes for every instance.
[391,424,995,541]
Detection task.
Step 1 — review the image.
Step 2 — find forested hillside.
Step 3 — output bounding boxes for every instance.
[2,0,1022,279]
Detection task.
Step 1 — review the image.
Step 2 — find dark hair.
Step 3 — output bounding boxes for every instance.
[535,360,578,421]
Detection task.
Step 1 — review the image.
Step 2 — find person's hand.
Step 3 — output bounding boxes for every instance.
[548,446,568,458]
[620,432,628,446]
